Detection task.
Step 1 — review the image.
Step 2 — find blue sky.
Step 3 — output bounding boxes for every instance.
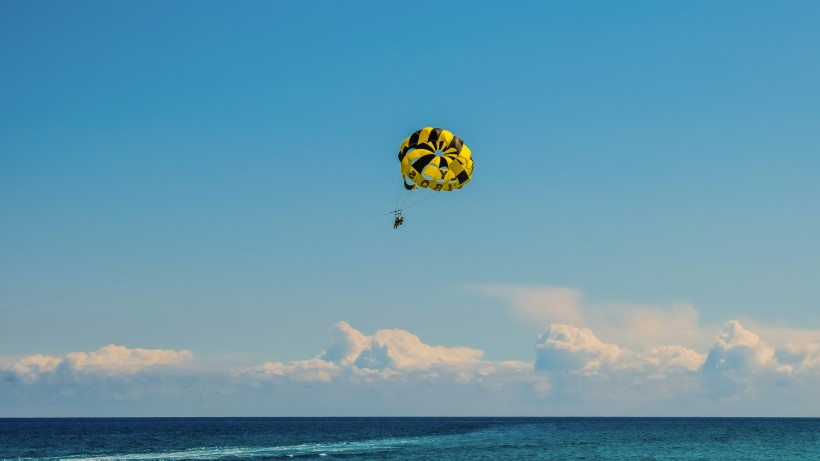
[2,1,819,416]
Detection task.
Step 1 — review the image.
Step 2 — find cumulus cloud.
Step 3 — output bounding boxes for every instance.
[533,324,706,376]
[229,323,548,416]
[2,318,819,416]
[342,322,484,370]
[249,358,337,383]
[249,322,525,386]
[639,345,706,374]
[243,319,819,414]
[535,324,623,373]
[695,321,820,402]
[702,320,778,373]
[529,319,818,409]
[3,344,192,383]
[774,343,820,372]
[320,321,369,366]
[532,320,818,378]
[66,344,193,374]
[5,354,62,383]
[320,321,486,370]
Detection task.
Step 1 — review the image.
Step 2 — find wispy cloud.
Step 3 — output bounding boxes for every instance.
[469,285,584,327]
[468,284,711,349]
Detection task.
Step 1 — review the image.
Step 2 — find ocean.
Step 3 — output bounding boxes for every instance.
[1,417,818,460]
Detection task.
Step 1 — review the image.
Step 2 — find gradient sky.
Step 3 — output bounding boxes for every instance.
[2,1,819,416]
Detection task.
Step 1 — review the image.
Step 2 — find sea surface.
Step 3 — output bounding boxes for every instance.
[1,417,818,460]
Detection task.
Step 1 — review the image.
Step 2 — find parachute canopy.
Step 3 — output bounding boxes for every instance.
[398,127,473,192]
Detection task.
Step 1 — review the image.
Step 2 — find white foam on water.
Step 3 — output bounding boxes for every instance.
[56,434,432,460]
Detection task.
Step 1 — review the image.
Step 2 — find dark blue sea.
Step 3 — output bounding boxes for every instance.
[1,417,818,460]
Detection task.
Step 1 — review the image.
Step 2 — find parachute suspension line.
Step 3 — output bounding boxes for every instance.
[397,189,414,211]
[302,209,397,236]
[395,182,406,212]
[393,183,402,210]
[400,190,442,210]
[394,180,406,212]
[394,178,416,215]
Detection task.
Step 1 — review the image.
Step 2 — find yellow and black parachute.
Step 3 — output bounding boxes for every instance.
[398,127,473,192]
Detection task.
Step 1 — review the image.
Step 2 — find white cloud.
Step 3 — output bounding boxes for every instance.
[5,354,62,383]
[359,324,484,370]
[249,322,524,385]
[3,317,819,417]
[696,321,816,402]
[319,321,369,366]
[243,319,819,414]
[774,343,820,372]
[535,324,623,373]
[639,345,706,374]
[734,322,820,374]
[533,324,706,376]
[65,344,193,374]
[702,320,778,373]
[227,323,546,416]
[532,319,817,379]
[3,344,192,382]
[248,358,337,383]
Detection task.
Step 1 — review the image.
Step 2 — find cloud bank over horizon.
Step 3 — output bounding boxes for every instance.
[3,297,820,416]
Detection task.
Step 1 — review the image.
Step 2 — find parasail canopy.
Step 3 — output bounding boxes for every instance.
[398,127,473,192]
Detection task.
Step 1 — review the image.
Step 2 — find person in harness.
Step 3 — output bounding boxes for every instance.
[393,211,404,229]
